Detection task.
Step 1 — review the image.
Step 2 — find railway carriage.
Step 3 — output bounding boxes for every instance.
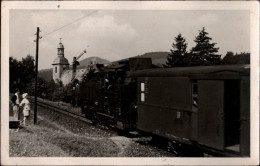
[80,57,250,156]
[130,64,250,156]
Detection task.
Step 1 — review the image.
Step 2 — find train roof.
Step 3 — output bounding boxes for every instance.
[104,64,128,72]
[129,64,250,78]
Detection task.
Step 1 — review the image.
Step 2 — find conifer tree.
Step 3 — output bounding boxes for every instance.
[191,27,220,66]
[221,51,250,65]
[165,33,188,67]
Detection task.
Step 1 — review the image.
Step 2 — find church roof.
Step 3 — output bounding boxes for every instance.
[52,56,69,65]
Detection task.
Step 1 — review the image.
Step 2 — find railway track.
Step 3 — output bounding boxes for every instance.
[29,98,92,124]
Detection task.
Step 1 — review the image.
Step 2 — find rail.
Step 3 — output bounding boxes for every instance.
[29,98,92,124]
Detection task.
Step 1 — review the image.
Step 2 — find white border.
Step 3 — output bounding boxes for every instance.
[1,1,259,165]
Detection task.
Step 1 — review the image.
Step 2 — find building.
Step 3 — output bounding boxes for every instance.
[52,40,70,82]
[52,41,96,85]
[52,40,88,85]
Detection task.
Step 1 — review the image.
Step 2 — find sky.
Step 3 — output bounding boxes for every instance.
[10,10,250,70]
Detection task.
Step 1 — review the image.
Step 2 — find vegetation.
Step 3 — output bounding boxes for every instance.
[165,27,249,67]
[9,104,119,157]
[10,55,35,93]
[164,34,189,67]
[221,52,250,65]
[190,27,221,66]
[10,56,73,103]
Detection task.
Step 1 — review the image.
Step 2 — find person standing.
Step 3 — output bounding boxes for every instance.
[20,93,30,126]
[10,95,17,117]
[12,89,20,120]
[72,57,80,79]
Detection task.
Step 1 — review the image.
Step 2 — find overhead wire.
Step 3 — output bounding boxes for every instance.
[12,36,35,57]
[13,10,98,57]
[41,10,98,37]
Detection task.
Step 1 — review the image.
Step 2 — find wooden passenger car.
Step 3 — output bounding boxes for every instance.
[130,65,250,156]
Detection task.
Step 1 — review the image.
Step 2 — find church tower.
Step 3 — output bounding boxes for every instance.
[52,39,69,83]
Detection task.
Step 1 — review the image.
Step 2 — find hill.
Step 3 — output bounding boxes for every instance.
[38,68,53,82]
[115,52,169,67]
[79,56,111,67]
[38,57,111,81]
[137,52,169,67]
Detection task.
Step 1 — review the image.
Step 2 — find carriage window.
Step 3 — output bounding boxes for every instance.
[141,82,145,102]
[192,82,198,111]
[141,82,145,91]
[141,93,145,102]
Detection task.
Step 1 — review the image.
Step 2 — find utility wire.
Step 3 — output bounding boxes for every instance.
[42,10,98,37]
[12,38,35,57]
[12,10,98,57]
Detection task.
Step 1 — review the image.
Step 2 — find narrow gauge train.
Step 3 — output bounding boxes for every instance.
[80,58,152,130]
[80,58,250,157]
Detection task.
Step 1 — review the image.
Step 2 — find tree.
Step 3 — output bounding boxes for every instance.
[9,57,21,91]
[221,51,250,65]
[20,55,35,92]
[26,77,49,97]
[9,55,35,92]
[190,27,220,66]
[222,51,235,65]
[234,52,250,64]
[165,34,189,67]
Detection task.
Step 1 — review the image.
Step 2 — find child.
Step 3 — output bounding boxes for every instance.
[20,93,30,126]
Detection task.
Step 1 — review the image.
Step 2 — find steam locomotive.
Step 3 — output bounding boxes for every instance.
[80,57,250,157]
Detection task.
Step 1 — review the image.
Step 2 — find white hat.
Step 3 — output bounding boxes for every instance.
[22,93,28,98]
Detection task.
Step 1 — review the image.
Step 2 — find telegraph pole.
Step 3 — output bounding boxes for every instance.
[34,27,40,124]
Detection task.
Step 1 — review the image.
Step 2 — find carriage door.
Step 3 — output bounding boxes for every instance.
[198,80,225,150]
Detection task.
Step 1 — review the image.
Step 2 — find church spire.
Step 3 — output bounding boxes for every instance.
[57,39,64,57]
[52,39,69,83]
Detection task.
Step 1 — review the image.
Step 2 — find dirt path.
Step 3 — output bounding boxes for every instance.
[110,136,132,157]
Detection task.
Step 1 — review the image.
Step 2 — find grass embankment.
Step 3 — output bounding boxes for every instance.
[10,126,118,157]
[9,103,119,157]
